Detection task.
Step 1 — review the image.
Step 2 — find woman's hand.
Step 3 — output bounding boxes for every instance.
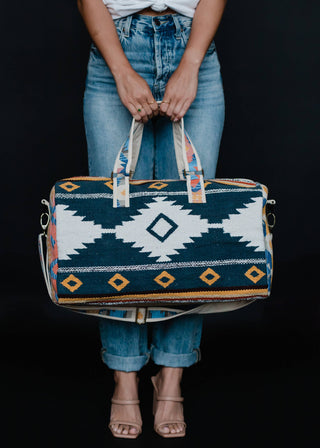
[160,61,199,122]
[114,68,158,123]
[78,0,158,123]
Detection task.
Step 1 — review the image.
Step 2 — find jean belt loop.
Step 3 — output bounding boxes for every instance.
[172,15,182,40]
[114,17,122,36]
[123,14,132,37]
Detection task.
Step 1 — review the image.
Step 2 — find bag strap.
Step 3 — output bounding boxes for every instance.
[38,232,52,297]
[112,109,206,208]
[58,301,255,323]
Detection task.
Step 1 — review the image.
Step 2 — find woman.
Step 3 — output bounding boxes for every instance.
[77,0,227,439]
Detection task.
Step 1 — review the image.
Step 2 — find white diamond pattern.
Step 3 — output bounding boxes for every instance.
[115,197,211,262]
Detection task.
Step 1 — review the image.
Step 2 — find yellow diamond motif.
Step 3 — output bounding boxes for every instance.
[61,274,83,292]
[154,271,175,288]
[148,182,168,190]
[245,266,266,284]
[59,182,80,192]
[108,273,130,291]
[199,268,220,286]
[104,180,113,190]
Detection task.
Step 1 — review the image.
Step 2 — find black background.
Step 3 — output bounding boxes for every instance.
[1,1,320,446]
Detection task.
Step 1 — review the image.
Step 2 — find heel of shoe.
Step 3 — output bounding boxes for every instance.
[150,375,186,438]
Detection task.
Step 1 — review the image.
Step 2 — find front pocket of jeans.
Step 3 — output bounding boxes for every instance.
[206,40,216,56]
[89,44,105,65]
[180,26,191,47]
[90,23,125,57]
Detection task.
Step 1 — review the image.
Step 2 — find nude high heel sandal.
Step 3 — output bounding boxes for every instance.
[151,376,186,438]
[109,398,142,439]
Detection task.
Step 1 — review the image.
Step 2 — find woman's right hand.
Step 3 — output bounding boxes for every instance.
[77,0,157,122]
[114,68,158,123]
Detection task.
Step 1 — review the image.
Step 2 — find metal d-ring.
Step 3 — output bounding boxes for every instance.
[40,212,50,231]
[267,212,276,229]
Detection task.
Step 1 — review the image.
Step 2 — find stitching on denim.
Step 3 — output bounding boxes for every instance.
[122,15,132,37]
[172,15,182,39]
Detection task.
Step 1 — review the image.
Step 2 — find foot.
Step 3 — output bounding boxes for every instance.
[109,371,142,437]
[153,367,185,436]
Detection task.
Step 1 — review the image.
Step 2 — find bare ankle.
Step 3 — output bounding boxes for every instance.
[114,370,138,384]
[159,367,183,381]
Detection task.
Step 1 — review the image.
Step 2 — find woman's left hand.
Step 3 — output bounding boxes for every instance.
[159,62,199,122]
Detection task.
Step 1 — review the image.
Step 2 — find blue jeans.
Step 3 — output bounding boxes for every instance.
[83,13,225,372]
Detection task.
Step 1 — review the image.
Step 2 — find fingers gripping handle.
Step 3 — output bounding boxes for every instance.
[112,111,206,208]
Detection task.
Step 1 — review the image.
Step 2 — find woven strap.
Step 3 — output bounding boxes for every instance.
[112,109,206,208]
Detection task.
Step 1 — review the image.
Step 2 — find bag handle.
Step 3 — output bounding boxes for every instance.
[112,106,206,207]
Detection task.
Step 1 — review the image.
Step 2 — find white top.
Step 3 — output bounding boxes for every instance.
[102,0,200,20]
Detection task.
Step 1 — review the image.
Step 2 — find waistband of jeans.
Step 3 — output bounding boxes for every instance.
[113,13,193,38]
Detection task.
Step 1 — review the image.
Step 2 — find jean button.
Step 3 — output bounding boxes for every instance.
[154,18,161,26]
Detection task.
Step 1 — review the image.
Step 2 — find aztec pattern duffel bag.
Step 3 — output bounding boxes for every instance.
[39,118,275,323]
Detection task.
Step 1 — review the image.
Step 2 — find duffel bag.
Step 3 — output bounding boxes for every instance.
[38,117,276,323]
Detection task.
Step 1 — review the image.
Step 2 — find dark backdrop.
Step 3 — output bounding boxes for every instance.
[1,1,319,446]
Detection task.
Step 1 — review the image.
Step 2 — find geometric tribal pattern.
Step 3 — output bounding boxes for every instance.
[244,265,266,284]
[47,176,273,306]
[55,195,265,263]
[108,273,130,291]
[58,265,264,293]
[61,274,83,292]
[199,268,220,285]
[154,271,176,288]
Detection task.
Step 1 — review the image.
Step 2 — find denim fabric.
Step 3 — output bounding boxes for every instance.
[83,12,225,180]
[83,12,225,372]
[99,314,203,372]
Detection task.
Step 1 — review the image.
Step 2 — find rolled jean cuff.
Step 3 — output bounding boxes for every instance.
[150,345,201,368]
[101,349,150,372]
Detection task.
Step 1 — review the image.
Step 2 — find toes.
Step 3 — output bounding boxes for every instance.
[177,423,184,433]
[111,423,138,436]
[122,425,129,435]
[160,425,170,434]
[158,422,185,435]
